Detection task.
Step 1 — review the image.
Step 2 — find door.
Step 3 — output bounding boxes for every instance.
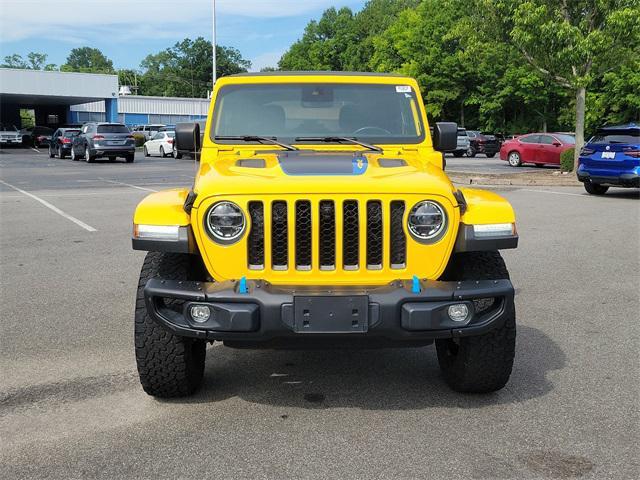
[537,134,561,164]
[517,134,540,162]
[150,132,163,154]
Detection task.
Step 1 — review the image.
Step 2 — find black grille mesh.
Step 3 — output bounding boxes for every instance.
[319,200,336,268]
[247,201,264,267]
[366,201,383,267]
[295,201,312,268]
[342,200,359,268]
[390,201,406,267]
[271,201,288,268]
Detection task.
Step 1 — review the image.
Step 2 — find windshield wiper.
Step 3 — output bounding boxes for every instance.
[215,135,298,151]
[294,136,383,152]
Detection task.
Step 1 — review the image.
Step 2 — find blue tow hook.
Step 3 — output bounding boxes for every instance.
[411,275,421,294]
[239,276,248,294]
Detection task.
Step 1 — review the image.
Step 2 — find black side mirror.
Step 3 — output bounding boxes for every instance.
[175,122,201,155]
[432,122,458,152]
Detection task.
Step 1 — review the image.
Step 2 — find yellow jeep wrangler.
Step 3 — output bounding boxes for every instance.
[132,72,518,397]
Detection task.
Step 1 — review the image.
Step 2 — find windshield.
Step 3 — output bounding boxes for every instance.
[212,83,425,145]
[0,123,18,132]
[97,125,129,134]
[64,130,80,137]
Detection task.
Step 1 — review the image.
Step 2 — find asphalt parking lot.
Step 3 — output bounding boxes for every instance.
[1,148,638,479]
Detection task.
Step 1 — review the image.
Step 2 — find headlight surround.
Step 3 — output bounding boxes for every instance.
[408,200,447,242]
[205,201,246,244]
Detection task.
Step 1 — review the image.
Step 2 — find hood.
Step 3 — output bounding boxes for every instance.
[193,149,456,201]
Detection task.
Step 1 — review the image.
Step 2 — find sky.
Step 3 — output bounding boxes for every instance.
[0,0,366,71]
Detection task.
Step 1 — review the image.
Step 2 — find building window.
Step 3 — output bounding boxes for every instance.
[46,115,59,124]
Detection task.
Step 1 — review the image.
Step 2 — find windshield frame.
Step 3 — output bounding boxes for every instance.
[210,82,427,147]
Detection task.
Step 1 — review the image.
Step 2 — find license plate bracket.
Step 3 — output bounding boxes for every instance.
[293,296,369,333]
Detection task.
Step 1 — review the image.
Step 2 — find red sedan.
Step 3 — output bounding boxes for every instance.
[500,133,575,167]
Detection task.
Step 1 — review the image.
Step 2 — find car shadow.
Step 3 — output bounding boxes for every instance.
[164,325,564,410]
[601,189,639,199]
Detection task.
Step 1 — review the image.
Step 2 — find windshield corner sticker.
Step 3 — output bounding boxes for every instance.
[352,156,368,175]
[396,85,412,93]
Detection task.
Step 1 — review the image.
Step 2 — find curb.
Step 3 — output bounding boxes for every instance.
[447,172,581,187]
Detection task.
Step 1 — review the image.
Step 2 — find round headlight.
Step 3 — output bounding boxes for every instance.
[206,201,245,243]
[408,201,447,241]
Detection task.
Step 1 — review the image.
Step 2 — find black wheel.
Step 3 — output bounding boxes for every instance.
[436,251,516,393]
[135,252,207,397]
[174,150,183,159]
[71,146,79,161]
[48,145,55,158]
[143,146,150,157]
[57,147,65,159]
[466,146,476,158]
[486,153,496,158]
[452,150,463,158]
[125,154,135,163]
[160,146,166,158]
[507,151,522,167]
[583,180,609,195]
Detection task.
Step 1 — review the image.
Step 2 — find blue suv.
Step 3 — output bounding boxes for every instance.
[577,123,639,195]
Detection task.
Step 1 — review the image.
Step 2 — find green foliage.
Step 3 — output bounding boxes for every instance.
[132,133,146,147]
[277,0,640,137]
[2,52,56,70]
[560,148,575,172]
[140,38,250,97]
[61,47,114,74]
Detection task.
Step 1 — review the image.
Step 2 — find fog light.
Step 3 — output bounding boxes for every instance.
[190,305,211,323]
[448,304,470,322]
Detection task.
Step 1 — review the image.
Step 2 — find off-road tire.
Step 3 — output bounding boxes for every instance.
[583,181,608,195]
[135,252,207,397]
[436,251,516,393]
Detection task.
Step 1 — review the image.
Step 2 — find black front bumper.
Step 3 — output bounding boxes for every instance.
[144,278,515,347]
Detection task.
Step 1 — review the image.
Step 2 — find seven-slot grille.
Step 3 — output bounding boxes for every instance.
[247,199,406,271]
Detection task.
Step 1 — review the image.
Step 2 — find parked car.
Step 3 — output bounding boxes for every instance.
[0,123,22,146]
[173,120,205,159]
[577,123,639,194]
[466,131,501,158]
[131,72,520,398]
[132,124,165,140]
[143,131,175,157]
[20,126,54,147]
[48,127,81,159]
[500,133,575,167]
[71,122,135,163]
[452,128,470,157]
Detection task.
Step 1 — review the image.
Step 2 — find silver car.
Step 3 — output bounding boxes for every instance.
[452,128,470,157]
[71,122,135,163]
[0,123,22,146]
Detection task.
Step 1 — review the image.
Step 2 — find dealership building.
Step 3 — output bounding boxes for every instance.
[0,68,209,128]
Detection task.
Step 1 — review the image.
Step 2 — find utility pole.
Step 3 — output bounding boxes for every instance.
[212,0,217,87]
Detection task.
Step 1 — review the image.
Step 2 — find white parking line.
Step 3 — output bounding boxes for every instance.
[31,147,40,153]
[98,178,158,192]
[522,188,587,197]
[0,179,97,232]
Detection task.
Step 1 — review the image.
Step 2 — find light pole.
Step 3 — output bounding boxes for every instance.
[212,0,217,87]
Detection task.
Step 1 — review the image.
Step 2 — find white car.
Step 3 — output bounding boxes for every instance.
[133,124,166,140]
[0,123,22,146]
[143,131,175,157]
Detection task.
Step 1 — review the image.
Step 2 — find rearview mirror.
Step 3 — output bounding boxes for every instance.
[432,122,458,152]
[175,122,201,155]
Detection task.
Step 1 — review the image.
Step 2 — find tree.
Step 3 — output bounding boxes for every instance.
[61,47,114,74]
[2,52,56,70]
[484,0,640,168]
[140,38,250,97]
